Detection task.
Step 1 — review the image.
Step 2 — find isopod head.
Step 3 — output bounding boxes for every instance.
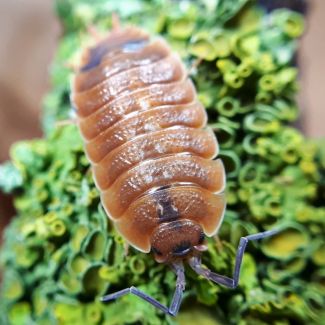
[150,219,204,263]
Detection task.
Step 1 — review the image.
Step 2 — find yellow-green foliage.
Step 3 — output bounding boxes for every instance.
[0,0,324,324]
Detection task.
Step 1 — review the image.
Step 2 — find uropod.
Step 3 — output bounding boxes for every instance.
[70,20,278,316]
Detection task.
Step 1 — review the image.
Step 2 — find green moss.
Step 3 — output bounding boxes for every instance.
[0,0,324,324]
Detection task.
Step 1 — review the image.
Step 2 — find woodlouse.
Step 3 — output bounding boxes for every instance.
[71,23,278,316]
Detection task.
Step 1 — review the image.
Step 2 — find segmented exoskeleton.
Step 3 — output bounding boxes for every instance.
[71,23,278,316]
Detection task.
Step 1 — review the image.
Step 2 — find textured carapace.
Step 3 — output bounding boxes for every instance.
[71,25,226,264]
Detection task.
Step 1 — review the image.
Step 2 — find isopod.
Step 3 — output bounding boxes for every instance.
[71,22,278,316]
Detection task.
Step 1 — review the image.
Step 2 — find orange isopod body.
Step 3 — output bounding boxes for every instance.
[71,25,226,264]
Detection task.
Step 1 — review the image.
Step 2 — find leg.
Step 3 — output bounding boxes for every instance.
[87,25,102,42]
[101,262,185,316]
[189,229,279,289]
[188,58,202,76]
[111,12,121,31]
[213,235,223,252]
[55,118,77,127]
[123,242,130,257]
[63,62,78,72]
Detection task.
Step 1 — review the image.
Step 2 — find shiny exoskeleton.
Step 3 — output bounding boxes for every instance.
[71,24,278,317]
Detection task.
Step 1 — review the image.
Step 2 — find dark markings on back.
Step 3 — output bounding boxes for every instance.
[81,42,110,72]
[80,38,148,72]
[154,188,180,223]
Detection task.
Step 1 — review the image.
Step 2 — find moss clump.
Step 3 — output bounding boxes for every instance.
[1,0,324,324]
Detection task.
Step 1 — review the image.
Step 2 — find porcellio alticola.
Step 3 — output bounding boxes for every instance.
[71,22,278,316]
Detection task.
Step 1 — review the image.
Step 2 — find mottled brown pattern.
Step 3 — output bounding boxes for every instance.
[74,39,169,92]
[101,156,225,217]
[114,186,225,254]
[85,102,208,163]
[72,26,226,263]
[78,80,197,140]
[92,128,218,188]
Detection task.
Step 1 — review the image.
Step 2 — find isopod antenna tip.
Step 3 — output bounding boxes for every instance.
[87,24,102,42]
[100,261,186,317]
[112,12,121,31]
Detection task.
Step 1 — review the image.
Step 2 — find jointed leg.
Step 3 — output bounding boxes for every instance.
[189,229,279,289]
[188,58,203,76]
[55,118,77,127]
[111,12,121,31]
[87,25,102,42]
[101,262,185,316]
[123,242,130,257]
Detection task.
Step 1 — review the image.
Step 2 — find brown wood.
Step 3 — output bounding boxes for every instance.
[72,26,226,263]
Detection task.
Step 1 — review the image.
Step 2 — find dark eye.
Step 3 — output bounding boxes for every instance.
[151,247,162,256]
[198,231,205,244]
[172,241,191,256]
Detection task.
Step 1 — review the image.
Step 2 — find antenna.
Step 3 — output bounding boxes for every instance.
[101,261,186,316]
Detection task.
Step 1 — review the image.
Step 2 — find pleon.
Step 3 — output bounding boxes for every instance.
[73,54,185,117]
[74,39,170,92]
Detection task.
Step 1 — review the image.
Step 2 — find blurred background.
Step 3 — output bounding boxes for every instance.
[0,0,324,228]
